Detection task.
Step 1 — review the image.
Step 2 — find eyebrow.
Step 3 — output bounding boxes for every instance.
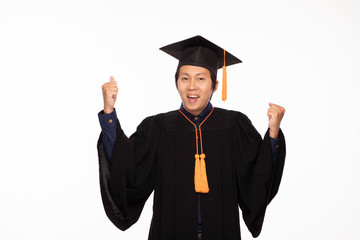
[179,72,206,76]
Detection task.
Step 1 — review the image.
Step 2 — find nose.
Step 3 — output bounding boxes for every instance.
[188,78,197,90]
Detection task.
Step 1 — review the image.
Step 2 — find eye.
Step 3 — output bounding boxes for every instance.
[181,77,189,81]
[198,77,205,81]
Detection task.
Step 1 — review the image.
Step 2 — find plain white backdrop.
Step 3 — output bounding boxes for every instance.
[1,0,359,239]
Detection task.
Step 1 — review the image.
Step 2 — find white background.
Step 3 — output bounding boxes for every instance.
[1,0,359,239]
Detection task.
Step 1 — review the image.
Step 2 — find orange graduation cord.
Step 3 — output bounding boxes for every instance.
[222,49,227,101]
[178,107,215,193]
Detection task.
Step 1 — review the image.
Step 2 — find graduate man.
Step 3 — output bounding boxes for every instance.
[97,35,286,240]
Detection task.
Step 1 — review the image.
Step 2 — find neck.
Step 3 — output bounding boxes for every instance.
[180,102,213,117]
[184,108,203,116]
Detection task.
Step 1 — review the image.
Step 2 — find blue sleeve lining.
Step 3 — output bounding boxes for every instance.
[269,136,280,163]
[98,109,118,160]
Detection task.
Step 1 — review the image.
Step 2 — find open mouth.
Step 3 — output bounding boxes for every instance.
[187,95,199,103]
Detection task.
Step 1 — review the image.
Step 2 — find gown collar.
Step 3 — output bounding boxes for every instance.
[180,102,213,124]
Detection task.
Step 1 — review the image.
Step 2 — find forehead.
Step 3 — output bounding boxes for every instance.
[178,65,211,75]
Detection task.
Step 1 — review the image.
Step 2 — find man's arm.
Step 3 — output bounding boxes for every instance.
[98,76,119,160]
[267,102,285,162]
[269,137,280,162]
[98,109,118,160]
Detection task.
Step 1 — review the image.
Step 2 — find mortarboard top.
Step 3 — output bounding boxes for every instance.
[160,35,242,101]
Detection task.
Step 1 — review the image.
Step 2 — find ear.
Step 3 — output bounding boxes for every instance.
[213,80,219,93]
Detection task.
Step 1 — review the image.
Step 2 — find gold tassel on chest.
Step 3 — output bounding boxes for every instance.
[179,108,214,193]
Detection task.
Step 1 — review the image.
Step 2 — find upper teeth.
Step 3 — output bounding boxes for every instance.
[188,95,198,98]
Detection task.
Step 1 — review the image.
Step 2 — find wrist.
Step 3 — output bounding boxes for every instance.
[103,107,114,114]
[269,127,279,139]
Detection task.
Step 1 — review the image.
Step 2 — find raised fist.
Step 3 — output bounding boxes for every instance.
[267,103,285,139]
[102,76,118,114]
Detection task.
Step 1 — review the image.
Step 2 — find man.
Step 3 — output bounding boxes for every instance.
[97,35,286,240]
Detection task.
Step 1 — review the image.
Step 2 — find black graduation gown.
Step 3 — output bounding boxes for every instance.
[97,107,286,240]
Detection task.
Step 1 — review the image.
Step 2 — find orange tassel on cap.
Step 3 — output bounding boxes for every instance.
[222,49,227,101]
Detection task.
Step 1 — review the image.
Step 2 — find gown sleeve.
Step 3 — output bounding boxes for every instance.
[97,115,160,231]
[233,112,286,238]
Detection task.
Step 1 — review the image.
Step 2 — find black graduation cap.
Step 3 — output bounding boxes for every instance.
[160,35,242,101]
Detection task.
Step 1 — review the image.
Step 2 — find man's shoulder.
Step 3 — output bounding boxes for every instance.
[213,107,249,120]
[137,110,180,130]
[162,109,180,117]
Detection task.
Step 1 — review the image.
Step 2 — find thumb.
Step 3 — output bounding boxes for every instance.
[110,76,115,82]
[268,102,272,107]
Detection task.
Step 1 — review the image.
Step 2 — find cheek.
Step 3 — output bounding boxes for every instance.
[177,82,186,92]
[177,85,186,96]
[203,83,214,95]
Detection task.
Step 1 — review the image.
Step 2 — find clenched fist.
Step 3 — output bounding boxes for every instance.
[267,103,285,139]
[102,76,118,114]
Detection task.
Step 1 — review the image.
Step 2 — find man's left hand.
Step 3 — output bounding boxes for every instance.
[267,103,285,139]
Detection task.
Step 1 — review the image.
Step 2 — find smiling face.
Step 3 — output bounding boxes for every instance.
[176,65,218,116]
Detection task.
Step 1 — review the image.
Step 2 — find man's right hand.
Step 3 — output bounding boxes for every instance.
[102,76,118,114]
